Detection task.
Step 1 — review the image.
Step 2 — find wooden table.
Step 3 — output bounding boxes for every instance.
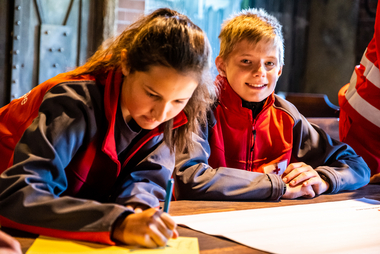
[5,184,380,254]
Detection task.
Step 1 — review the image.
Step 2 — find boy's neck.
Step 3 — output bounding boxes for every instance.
[241,98,266,119]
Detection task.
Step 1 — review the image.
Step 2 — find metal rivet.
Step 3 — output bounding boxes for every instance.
[45,30,49,35]
[12,80,17,84]
[16,6,21,10]
[52,63,57,68]
[49,48,53,52]
[13,50,20,55]
[13,65,19,69]
[11,95,16,99]
[14,35,20,40]
[21,64,24,68]
[63,32,67,36]
[15,21,21,26]
[58,48,64,52]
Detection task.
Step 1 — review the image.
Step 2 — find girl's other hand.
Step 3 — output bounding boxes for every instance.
[0,230,22,254]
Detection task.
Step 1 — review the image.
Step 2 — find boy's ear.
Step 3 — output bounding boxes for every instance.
[121,49,130,76]
[277,65,283,78]
[215,56,227,77]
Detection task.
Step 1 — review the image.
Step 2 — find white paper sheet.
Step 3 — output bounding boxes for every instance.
[174,198,380,254]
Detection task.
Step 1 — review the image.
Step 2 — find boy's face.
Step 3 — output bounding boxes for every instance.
[216,39,282,102]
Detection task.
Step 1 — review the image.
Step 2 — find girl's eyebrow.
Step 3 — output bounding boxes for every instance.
[145,85,191,101]
[145,85,161,96]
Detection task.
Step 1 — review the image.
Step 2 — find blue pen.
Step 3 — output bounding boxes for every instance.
[163,179,174,213]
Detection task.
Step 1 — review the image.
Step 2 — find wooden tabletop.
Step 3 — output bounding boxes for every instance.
[6,183,380,254]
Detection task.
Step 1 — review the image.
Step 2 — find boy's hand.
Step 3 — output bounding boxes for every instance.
[282,183,315,199]
[370,173,380,184]
[282,162,329,195]
[0,230,22,254]
[113,208,178,248]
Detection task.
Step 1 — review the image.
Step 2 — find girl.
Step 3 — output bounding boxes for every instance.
[0,8,214,248]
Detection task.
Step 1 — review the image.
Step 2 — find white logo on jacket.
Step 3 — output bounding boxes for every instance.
[263,159,287,176]
[20,91,31,105]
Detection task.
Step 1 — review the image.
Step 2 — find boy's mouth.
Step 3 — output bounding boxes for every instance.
[245,83,266,88]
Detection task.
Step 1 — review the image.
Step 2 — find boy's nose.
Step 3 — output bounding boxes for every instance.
[252,64,265,77]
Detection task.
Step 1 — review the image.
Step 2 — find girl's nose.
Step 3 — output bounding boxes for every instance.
[152,102,171,122]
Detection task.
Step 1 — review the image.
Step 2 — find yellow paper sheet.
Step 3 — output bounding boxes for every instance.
[26,236,199,254]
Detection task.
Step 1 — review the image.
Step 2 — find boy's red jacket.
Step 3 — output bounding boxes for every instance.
[175,75,370,201]
[338,1,380,176]
[0,70,187,244]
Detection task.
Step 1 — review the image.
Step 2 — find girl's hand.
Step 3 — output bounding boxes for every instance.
[282,183,316,199]
[113,208,178,248]
[126,203,150,213]
[282,162,329,195]
[0,230,22,254]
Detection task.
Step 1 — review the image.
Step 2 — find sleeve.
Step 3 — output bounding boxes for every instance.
[291,113,370,194]
[110,138,174,208]
[338,3,380,175]
[174,114,286,201]
[0,83,131,245]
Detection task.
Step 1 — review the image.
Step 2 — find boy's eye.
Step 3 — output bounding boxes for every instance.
[266,62,275,66]
[241,59,251,64]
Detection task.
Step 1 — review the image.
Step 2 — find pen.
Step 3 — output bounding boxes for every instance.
[163,178,174,213]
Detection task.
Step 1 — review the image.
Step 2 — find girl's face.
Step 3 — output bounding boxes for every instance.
[120,64,198,130]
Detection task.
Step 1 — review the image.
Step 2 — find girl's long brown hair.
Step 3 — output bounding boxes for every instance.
[69,8,216,153]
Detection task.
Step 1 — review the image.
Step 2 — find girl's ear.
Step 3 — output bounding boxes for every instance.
[215,56,227,77]
[121,49,130,76]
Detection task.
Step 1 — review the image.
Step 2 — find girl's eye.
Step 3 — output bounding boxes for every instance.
[147,91,159,98]
[175,100,186,105]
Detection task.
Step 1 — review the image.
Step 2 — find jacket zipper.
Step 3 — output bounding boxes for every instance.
[249,120,256,171]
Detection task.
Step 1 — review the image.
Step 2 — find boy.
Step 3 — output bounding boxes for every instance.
[174,8,370,200]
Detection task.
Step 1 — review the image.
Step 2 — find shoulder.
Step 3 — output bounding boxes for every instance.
[272,94,303,123]
[43,77,103,108]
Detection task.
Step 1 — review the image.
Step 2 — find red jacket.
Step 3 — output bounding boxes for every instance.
[208,77,293,172]
[339,1,380,175]
[175,75,370,201]
[0,69,186,244]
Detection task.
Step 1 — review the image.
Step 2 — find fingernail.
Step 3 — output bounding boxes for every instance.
[291,180,295,185]
[283,178,287,182]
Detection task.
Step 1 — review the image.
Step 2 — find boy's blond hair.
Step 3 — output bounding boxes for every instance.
[218,8,284,65]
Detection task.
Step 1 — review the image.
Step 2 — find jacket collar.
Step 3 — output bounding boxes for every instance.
[215,75,275,119]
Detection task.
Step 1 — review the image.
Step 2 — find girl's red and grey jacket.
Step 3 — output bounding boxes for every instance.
[0,69,186,245]
[174,75,370,201]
